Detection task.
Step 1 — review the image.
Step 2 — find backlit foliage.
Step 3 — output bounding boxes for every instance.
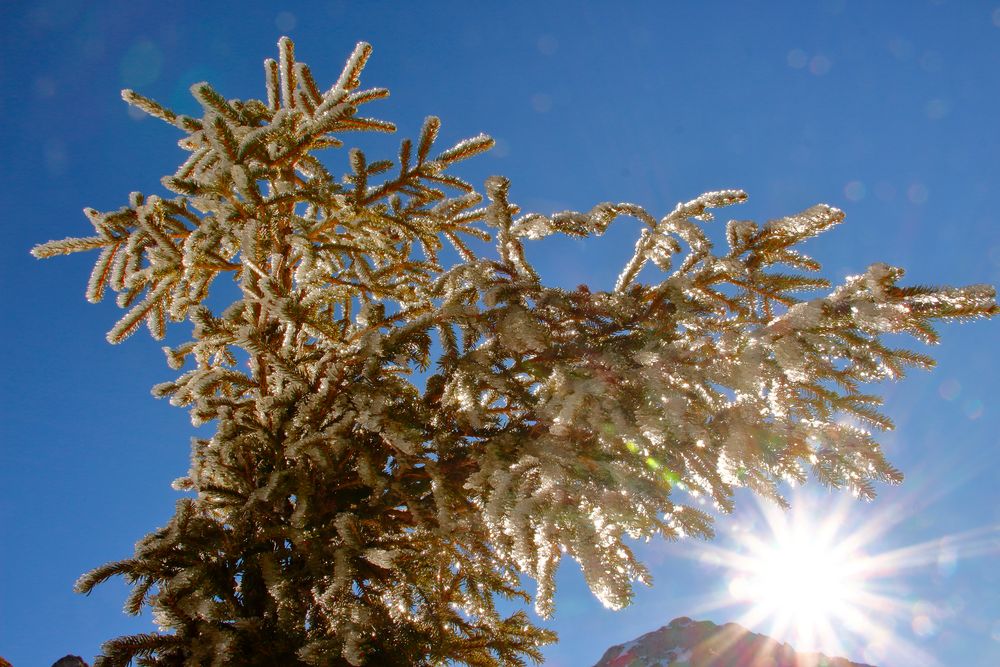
[34,38,996,666]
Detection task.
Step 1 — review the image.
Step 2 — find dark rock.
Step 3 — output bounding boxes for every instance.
[51,657,90,667]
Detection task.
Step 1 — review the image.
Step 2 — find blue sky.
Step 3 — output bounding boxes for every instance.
[1,1,998,665]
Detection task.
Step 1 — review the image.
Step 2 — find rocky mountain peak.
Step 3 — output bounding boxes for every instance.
[593,617,873,667]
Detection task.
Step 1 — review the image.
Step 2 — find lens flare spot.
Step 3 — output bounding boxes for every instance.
[844,180,866,202]
[937,546,958,577]
[911,613,936,638]
[907,183,929,205]
[787,49,808,69]
[120,39,163,87]
[963,398,984,420]
[938,378,961,401]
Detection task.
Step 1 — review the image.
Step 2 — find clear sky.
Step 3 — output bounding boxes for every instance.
[1,1,998,665]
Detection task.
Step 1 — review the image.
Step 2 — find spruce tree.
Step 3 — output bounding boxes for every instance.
[34,38,996,666]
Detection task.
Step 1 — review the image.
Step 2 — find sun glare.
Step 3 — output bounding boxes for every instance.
[726,507,866,651]
[674,492,1000,665]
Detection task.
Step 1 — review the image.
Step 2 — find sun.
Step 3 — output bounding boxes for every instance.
[725,506,867,651]
[669,489,1000,665]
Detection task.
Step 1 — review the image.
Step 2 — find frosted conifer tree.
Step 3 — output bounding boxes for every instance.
[34,38,996,666]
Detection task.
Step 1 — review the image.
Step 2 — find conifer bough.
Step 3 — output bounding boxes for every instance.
[34,37,997,666]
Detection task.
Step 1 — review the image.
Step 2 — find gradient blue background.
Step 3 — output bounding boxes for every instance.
[1,1,998,665]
